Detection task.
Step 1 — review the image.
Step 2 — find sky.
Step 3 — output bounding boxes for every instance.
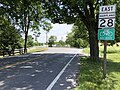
[29,24,73,43]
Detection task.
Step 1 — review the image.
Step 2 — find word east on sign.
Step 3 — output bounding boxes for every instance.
[99,5,116,13]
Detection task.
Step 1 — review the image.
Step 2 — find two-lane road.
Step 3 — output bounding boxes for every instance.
[0,48,83,90]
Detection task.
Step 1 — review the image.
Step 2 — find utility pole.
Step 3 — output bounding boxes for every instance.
[46,31,48,47]
[103,40,107,78]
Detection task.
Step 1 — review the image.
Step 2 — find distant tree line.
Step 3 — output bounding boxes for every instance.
[48,36,67,47]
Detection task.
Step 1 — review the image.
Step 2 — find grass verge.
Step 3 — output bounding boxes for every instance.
[75,44,120,90]
[28,47,48,53]
[0,47,48,58]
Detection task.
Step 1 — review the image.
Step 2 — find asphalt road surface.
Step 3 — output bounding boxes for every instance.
[0,48,83,90]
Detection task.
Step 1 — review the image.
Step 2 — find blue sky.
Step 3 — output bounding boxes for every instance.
[29,24,73,43]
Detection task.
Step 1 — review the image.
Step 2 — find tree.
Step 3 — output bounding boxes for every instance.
[33,31,41,42]
[42,0,101,61]
[66,23,89,48]
[66,32,75,47]
[107,0,120,46]
[42,21,53,46]
[42,0,120,61]
[0,0,52,53]
[0,17,22,56]
[48,36,57,47]
[13,0,43,53]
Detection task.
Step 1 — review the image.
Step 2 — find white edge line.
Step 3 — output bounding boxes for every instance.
[46,53,78,90]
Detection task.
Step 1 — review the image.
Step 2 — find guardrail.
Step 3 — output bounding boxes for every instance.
[0,49,24,56]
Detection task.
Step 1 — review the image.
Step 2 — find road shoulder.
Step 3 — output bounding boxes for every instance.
[51,54,81,90]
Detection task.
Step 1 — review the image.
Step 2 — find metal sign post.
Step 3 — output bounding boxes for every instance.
[98,5,116,78]
[103,40,107,78]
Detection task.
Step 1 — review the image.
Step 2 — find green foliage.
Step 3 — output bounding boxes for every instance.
[27,35,41,47]
[33,31,41,42]
[27,35,34,47]
[66,21,89,48]
[56,40,66,47]
[48,36,57,47]
[114,2,120,43]
[66,32,75,47]
[0,17,22,51]
[33,42,41,46]
[19,38,24,48]
[42,21,53,32]
[42,0,120,61]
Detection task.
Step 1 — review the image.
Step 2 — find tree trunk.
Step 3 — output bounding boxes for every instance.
[24,32,28,54]
[12,48,15,55]
[88,25,99,61]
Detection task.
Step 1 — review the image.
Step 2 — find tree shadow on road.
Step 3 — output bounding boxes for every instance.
[0,53,83,90]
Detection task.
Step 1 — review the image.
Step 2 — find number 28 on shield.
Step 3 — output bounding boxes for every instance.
[98,18,115,28]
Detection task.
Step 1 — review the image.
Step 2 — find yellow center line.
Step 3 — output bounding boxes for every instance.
[0,56,44,70]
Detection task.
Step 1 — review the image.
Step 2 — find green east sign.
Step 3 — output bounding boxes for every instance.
[98,28,115,40]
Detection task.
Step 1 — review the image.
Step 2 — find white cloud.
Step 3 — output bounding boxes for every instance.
[28,23,73,43]
[39,24,73,43]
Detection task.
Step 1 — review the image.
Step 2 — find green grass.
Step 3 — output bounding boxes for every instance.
[28,47,48,53]
[0,47,48,58]
[0,56,3,58]
[75,44,120,90]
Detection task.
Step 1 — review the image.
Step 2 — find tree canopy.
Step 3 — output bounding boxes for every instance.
[42,0,120,61]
